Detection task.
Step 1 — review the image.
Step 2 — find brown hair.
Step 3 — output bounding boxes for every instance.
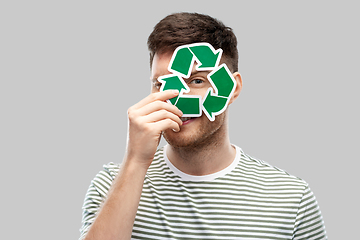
[147,12,238,72]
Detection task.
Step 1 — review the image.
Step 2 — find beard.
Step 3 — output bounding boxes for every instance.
[162,111,227,150]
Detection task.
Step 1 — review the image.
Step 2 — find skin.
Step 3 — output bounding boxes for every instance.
[83,51,242,240]
[151,52,243,175]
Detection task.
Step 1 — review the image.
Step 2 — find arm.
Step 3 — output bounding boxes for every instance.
[82,90,182,240]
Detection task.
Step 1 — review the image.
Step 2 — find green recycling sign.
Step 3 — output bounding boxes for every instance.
[158,42,236,121]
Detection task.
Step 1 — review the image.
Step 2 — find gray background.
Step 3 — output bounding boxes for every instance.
[1,1,358,239]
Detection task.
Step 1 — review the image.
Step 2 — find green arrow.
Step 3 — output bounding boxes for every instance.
[169,47,194,77]
[175,96,201,116]
[189,44,221,69]
[158,75,189,105]
[207,64,235,98]
[202,89,228,121]
[161,43,237,121]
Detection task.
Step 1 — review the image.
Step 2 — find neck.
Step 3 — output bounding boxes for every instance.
[166,123,236,176]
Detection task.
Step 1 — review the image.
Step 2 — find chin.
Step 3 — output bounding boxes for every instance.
[163,130,202,148]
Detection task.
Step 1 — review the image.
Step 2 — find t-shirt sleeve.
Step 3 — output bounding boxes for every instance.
[79,163,119,240]
[293,185,327,239]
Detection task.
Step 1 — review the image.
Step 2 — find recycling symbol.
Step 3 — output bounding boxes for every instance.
[158,42,236,121]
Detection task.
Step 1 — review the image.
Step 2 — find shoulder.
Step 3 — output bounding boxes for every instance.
[97,162,121,181]
[90,162,120,197]
[91,148,165,194]
[237,149,327,238]
[236,146,308,189]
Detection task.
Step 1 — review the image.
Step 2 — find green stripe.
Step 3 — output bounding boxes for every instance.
[135,212,295,228]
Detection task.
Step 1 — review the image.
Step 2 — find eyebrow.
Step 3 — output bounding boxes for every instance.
[152,68,210,82]
[190,70,209,77]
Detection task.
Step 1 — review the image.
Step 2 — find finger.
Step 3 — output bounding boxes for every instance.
[150,118,181,133]
[142,109,183,127]
[136,100,183,118]
[132,90,180,110]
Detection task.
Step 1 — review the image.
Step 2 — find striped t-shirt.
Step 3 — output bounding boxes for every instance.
[80,145,327,239]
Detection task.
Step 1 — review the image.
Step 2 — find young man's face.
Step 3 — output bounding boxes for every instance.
[150,52,228,148]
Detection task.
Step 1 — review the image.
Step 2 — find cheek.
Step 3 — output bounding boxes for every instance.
[188,87,210,98]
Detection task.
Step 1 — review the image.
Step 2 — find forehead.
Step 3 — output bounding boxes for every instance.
[151,52,212,81]
[151,52,173,81]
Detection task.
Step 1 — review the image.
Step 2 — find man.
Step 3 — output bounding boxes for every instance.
[80,12,327,239]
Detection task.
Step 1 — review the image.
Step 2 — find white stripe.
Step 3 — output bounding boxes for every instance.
[138,202,299,214]
[140,189,304,201]
[134,214,295,229]
[136,205,297,219]
[132,225,292,239]
[134,220,293,234]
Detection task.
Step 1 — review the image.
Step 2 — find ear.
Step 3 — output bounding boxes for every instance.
[228,72,242,105]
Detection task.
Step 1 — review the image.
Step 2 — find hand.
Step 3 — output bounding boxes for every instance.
[82,91,182,240]
[125,90,183,168]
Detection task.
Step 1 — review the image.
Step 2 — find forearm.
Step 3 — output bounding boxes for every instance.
[84,159,147,240]
[83,90,182,239]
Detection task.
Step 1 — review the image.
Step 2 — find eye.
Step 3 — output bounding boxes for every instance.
[189,79,204,84]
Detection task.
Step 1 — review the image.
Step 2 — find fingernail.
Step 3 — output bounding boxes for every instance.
[173,90,179,94]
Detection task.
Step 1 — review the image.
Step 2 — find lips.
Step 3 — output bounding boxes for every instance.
[180,117,193,122]
[180,117,196,125]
